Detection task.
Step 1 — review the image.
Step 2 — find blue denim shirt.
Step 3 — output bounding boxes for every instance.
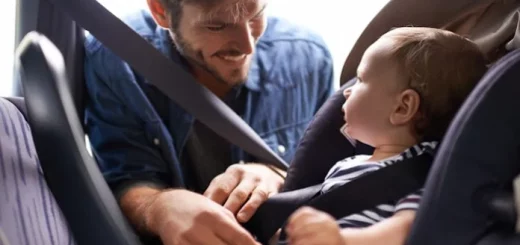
[84,10,334,196]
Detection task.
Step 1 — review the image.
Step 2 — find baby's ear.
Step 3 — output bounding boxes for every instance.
[390,89,420,126]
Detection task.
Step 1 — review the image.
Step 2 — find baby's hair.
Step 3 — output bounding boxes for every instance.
[383,27,488,140]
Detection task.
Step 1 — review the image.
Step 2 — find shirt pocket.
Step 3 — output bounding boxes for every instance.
[143,120,162,147]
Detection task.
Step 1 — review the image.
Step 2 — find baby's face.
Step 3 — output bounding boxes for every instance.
[341,37,405,146]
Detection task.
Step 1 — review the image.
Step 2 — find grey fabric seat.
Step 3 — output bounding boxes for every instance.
[0,97,76,245]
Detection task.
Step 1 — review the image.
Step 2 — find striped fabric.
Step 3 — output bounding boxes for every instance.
[321,141,438,228]
[0,98,76,245]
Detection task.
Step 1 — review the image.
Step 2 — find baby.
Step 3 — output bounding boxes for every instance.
[284,27,487,245]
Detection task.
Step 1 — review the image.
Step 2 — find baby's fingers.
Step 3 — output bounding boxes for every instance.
[286,207,320,230]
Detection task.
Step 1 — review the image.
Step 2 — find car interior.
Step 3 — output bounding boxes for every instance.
[1,0,520,244]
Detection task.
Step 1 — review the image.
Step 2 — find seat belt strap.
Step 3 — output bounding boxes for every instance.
[48,0,288,170]
[309,153,432,218]
[245,153,433,244]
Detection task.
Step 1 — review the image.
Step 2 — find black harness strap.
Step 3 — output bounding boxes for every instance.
[245,153,434,244]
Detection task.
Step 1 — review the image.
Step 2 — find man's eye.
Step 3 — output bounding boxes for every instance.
[206,25,226,31]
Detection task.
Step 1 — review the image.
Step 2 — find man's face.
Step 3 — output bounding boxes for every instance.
[172,0,268,86]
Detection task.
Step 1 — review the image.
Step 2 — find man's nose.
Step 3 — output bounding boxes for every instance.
[233,24,255,55]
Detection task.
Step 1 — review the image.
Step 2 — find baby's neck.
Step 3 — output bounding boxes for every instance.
[369,142,416,162]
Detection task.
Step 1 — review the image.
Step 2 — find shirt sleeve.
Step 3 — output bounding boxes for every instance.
[394,189,424,212]
[84,37,172,200]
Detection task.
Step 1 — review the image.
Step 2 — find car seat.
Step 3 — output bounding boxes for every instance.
[285,0,520,192]
[264,1,520,244]
[247,48,520,244]
[14,0,85,118]
[15,32,143,245]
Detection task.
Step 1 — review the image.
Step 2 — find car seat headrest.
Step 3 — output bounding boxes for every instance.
[339,0,482,85]
[339,0,519,85]
[442,0,520,63]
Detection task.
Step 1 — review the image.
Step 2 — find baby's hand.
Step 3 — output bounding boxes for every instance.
[285,207,345,245]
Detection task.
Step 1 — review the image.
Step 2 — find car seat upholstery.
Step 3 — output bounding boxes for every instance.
[339,0,483,86]
[14,0,86,119]
[3,97,27,118]
[339,0,520,86]
[0,97,76,245]
[442,0,520,63]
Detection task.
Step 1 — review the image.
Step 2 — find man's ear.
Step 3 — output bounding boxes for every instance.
[390,89,421,126]
[147,0,170,28]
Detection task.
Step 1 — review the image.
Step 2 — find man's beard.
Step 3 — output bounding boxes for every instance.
[171,32,249,86]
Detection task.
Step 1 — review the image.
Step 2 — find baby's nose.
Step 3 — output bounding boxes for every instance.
[343,88,352,99]
[341,89,352,113]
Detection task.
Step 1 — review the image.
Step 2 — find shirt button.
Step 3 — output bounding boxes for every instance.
[153,138,160,146]
[277,145,286,154]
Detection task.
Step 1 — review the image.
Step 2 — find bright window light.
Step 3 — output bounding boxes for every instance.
[0,0,16,96]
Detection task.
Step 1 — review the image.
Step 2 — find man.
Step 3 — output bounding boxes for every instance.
[83,0,334,244]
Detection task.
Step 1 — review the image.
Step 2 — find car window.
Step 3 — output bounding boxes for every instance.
[268,0,389,89]
[0,0,17,96]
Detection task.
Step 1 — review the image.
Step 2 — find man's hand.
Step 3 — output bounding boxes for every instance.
[285,207,345,245]
[204,163,285,222]
[144,189,260,245]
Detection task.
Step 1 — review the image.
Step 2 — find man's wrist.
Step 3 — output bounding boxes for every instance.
[143,189,185,236]
[140,190,163,235]
[119,183,181,237]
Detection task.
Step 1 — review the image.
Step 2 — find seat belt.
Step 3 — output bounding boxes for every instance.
[47,0,288,170]
[244,153,434,244]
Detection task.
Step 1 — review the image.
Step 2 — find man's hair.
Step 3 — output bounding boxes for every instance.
[385,27,488,140]
[157,0,251,31]
[156,0,190,30]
